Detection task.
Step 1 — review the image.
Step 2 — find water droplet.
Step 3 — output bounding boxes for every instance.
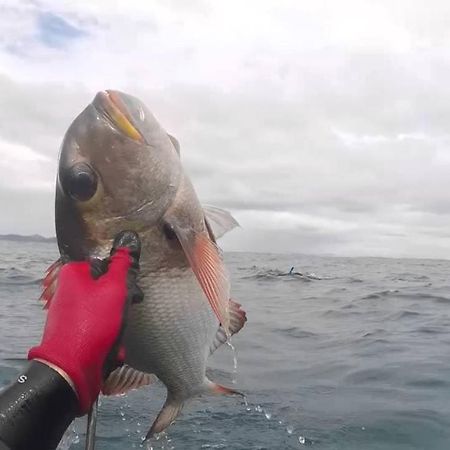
[139,107,145,121]
[362,426,366,430]
[239,398,300,445]
[226,340,238,384]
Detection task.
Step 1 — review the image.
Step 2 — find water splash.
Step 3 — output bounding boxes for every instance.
[298,435,313,445]
[56,422,80,450]
[226,340,238,384]
[242,399,313,446]
[145,431,175,450]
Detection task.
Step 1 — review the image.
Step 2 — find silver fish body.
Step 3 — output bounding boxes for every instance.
[46,90,246,437]
[126,264,218,395]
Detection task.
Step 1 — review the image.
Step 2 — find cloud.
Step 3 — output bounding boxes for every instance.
[36,12,86,49]
[0,1,450,257]
[0,137,52,191]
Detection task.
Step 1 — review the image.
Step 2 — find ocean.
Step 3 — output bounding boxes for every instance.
[0,240,450,450]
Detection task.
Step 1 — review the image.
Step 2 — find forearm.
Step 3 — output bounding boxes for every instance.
[0,361,78,450]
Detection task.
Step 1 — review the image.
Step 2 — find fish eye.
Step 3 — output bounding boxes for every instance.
[162,223,177,241]
[64,163,98,202]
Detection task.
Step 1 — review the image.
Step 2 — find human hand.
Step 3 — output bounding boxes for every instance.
[28,231,142,414]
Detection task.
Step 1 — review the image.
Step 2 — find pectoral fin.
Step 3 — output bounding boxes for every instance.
[166,221,231,334]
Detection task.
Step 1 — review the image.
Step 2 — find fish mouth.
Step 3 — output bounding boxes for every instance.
[94,90,145,143]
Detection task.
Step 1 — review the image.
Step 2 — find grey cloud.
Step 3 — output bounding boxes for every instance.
[0,188,54,236]
[0,75,91,157]
[220,226,352,256]
[0,74,443,257]
[137,85,435,215]
[2,1,450,258]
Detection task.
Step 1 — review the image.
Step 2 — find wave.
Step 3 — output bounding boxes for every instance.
[362,290,450,304]
[387,310,422,320]
[242,267,331,281]
[0,267,42,286]
[362,289,400,299]
[0,277,41,286]
[387,273,430,282]
[348,276,364,283]
[274,327,318,339]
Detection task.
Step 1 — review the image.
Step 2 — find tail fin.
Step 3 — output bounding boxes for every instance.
[145,395,183,439]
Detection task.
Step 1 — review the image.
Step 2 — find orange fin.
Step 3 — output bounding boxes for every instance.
[146,395,183,439]
[103,365,155,396]
[210,299,247,355]
[207,380,244,397]
[40,259,63,309]
[170,225,231,334]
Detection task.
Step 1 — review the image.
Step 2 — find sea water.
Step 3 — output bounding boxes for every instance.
[0,240,450,449]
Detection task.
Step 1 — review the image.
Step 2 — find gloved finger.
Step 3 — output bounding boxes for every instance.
[89,231,141,280]
[102,231,141,285]
[110,230,141,269]
[102,231,143,379]
[108,231,143,303]
[89,258,109,280]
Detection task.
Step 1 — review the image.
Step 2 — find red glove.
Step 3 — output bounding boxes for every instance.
[28,231,142,415]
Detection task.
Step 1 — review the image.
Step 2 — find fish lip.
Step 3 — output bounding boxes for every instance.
[93,90,146,143]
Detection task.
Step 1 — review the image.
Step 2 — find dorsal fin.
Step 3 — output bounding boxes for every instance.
[168,134,180,155]
[203,205,239,240]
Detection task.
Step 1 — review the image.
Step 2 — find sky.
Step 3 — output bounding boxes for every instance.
[1,0,450,258]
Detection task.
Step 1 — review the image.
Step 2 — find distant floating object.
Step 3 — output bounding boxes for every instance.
[283,266,304,277]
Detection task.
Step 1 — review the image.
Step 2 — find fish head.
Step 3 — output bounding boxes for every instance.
[56,90,181,260]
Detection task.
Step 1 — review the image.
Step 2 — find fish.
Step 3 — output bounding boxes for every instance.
[42,90,247,437]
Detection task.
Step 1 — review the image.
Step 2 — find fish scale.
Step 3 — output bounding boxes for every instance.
[125,267,219,396]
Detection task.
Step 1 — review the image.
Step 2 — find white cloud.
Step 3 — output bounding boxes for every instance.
[0,138,53,191]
